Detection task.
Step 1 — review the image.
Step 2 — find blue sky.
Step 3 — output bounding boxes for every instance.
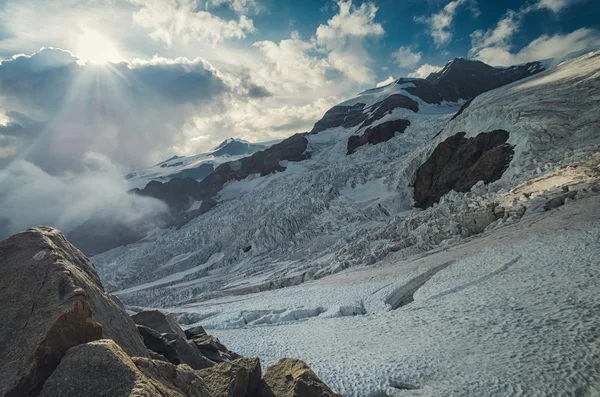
[0,0,598,171]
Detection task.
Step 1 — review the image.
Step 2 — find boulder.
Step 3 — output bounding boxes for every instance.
[39,340,212,397]
[133,357,212,397]
[132,311,213,369]
[543,191,578,211]
[184,325,207,339]
[232,357,262,396]
[136,325,181,365]
[189,333,241,363]
[414,131,514,208]
[196,361,249,397]
[262,359,340,397]
[0,227,147,397]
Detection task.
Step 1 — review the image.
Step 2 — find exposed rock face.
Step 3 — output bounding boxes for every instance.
[39,340,212,397]
[414,131,515,208]
[425,58,544,101]
[131,134,309,219]
[169,163,215,181]
[133,357,212,397]
[347,119,411,155]
[188,333,241,363]
[132,178,204,215]
[132,310,214,370]
[0,227,147,397]
[262,359,341,397]
[136,325,181,365]
[360,94,418,128]
[310,103,367,134]
[232,358,262,396]
[196,362,249,397]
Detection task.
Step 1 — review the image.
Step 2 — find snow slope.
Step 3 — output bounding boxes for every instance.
[169,195,600,396]
[125,138,271,189]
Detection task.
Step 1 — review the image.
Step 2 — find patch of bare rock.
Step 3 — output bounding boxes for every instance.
[0,227,339,397]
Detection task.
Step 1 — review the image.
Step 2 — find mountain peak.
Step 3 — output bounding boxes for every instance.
[212,138,250,152]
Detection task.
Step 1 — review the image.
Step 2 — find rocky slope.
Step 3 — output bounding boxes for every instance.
[0,227,338,397]
[90,51,600,312]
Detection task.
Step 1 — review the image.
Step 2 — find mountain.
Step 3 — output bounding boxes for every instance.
[72,57,549,256]
[125,138,269,189]
[85,51,600,396]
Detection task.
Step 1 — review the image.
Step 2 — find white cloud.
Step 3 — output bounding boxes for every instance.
[205,0,259,15]
[408,64,443,78]
[469,0,591,65]
[417,0,479,47]
[393,46,422,68]
[187,96,341,150]
[253,37,332,94]
[131,0,256,46]
[0,154,168,239]
[473,28,600,66]
[376,76,396,87]
[535,0,582,13]
[314,0,385,84]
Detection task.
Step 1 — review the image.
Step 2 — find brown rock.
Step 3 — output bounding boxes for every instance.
[133,357,212,397]
[262,359,340,397]
[132,310,214,369]
[232,358,262,396]
[0,227,147,397]
[196,361,249,397]
[39,340,212,397]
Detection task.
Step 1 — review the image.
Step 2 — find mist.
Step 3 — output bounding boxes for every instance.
[0,153,168,241]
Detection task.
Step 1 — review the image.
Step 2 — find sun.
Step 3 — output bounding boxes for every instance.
[75,29,121,65]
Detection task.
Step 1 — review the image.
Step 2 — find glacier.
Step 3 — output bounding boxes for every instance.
[93,51,600,396]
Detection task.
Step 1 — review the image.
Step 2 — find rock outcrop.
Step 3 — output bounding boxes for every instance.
[310,103,367,134]
[262,359,341,397]
[0,227,147,397]
[414,130,515,208]
[39,340,212,397]
[347,119,411,155]
[0,227,340,397]
[132,310,214,370]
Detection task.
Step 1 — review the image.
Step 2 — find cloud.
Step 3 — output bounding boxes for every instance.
[473,28,600,66]
[393,46,422,68]
[469,0,598,66]
[0,48,231,172]
[376,76,396,87]
[131,0,256,46]
[314,0,385,84]
[535,0,583,13]
[0,154,168,239]
[469,0,593,65]
[408,64,443,78]
[189,96,341,149]
[205,0,260,15]
[417,0,479,47]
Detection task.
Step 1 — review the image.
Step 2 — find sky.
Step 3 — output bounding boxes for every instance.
[0,0,598,237]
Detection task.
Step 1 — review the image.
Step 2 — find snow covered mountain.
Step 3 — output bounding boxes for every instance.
[90,52,589,296]
[125,138,269,189]
[91,51,600,396]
